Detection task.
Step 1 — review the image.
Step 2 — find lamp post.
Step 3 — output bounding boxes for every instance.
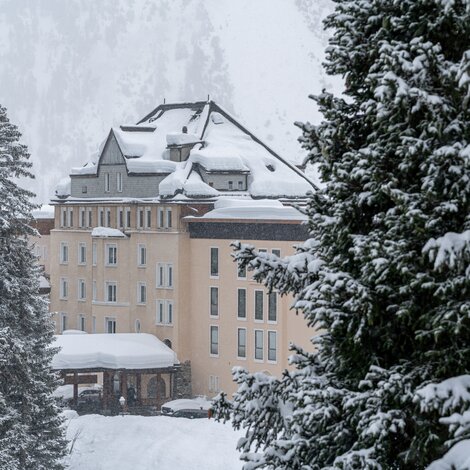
[119,396,126,416]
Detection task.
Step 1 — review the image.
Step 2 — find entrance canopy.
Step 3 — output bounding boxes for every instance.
[52,333,179,370]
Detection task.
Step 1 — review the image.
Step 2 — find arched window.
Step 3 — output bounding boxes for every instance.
[147,376,166,398]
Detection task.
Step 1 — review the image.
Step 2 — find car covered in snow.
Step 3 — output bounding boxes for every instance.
[160,397,212,419]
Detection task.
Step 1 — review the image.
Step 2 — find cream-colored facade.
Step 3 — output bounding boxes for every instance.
[48,202,313,398]
[186,222,312,397]
[48,99,316,399]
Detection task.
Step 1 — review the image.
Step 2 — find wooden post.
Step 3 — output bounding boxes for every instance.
[136,373,142,406]
[156,373,161,408]
[73,372,78,407]
[103,372,109,410]
[121,371,128,409]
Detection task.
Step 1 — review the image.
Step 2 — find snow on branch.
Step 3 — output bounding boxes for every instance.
[231,239,323,297]
[415,375,470,415]
[417,376,470,469]
[423,230,470,271]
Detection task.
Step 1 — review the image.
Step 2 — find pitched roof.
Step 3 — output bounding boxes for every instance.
[69,100,315,199]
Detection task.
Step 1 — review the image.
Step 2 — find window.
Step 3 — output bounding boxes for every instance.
[60,242,69,264]
[117,207,124,228]
[78,315,85,332]
[92,280,97,301]
[238,181,243,190]
[92,316,96,334]
[272,249,281,258]
[238,263,247,279]
[125,208,131,229]
[106,244,117,266]
[67,208,74,227]
[210,247,218,277]
[92,242,97,266]
[158,208,164,228]
[105,282,117,303]
[138,208,144,229]
[138,244,147,266]
[104,173,110,192]
[60,313,67,333]
[87,208,93,228]
[60,278,68,299]
[146,207,152,228]
[78,279,86,300]
[259,248,267,253]
[156,300,164,324]
[99,208,104,227]
[167,264,173,288]
[135,319,141,333]
[237,328,246,358]
[268,292,277,322]
[210,287,218,317]
[157,263,165,287]
[137,282,146,304]
[78,243,86,265]
[228,180,233,190]
[166,209,172,228]
[105,317,116,334]
[105,208,111,227]
[166,300,173,325]
[237,289,246,319]
[209,375,220,393]
[61,207,67,227]
[117,172,123,192]
[79,208,86,228]
[255,330,264,360]
[210,326,219,356]
[268,331,277,362]
[255,290,264,321]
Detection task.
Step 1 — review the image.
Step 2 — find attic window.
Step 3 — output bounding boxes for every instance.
[266,164,275,172]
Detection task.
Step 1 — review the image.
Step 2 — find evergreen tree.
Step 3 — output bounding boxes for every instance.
[214,1,470,468]
[0,105,66,469]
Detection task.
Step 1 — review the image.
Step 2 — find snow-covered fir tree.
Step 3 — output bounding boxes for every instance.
[0,105,66,469]
[214,1,470,468]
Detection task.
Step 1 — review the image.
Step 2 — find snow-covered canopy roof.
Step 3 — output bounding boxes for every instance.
[69,101,314,199]
[52,333,179,370]
[187,198,308,221]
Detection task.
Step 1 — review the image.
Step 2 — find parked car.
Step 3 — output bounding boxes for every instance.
[77,388,102,406]
[161,397,212,419]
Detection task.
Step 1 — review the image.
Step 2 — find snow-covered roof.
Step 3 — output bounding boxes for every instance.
[52,333,179,370]
[68,101,314,200]
[32,204,55,219]
[91,227,127,238]
[188,198,307,221]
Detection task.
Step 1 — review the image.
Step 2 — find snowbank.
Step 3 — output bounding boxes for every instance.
[64,414,243,470]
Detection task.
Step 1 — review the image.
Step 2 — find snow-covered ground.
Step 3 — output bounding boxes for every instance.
[64,413,243,470]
